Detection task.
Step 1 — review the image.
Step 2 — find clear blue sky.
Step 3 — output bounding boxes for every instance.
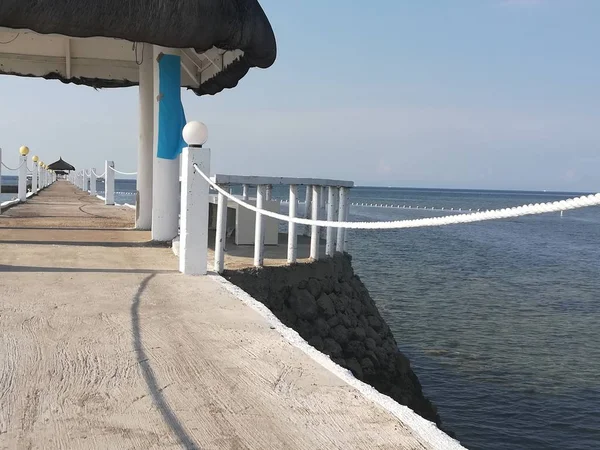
[1,0,598,191]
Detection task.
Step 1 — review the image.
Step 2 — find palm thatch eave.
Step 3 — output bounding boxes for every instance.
[0,0,276,96]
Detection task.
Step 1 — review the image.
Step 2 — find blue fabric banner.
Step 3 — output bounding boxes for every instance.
[157,54,187,160]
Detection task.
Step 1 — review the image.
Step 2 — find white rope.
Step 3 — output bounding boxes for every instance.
[91,169,106,178]
[85,169,92,177]
[193,164,600,230]
[1,160,26,171]
[109,166,137,176]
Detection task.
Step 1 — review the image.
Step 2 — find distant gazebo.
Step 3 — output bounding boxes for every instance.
[47,158,76,173]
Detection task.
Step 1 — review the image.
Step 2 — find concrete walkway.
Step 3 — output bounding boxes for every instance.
[0,182,440,449]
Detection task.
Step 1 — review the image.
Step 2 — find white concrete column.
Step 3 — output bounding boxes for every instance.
[90,168,97,195]
[254,185,266,267]
[152,45,181,242]
[105,161,115,205]
[136,43,154,230]
[337,187,349,253]
[310,185,320,260]
[32,162,38,195]
[214,190,228,273]
[179,145,211,275]
[18,154,27,201]
[326,187,339,257]
[82,169,88,192]
[242,184,249,200]
[287,185,298,264]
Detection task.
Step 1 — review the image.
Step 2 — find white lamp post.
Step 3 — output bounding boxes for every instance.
[180,121,210,275]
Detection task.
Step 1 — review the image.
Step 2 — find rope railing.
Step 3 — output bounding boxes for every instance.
[108,166,137,176]
[91,169,106,178]
[1,160,26,171]
[193,164,600,230]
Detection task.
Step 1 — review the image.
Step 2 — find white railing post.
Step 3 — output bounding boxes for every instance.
[18,148,28,202]
[0,148,2,214]
[214,189,228,273]
[287,185,298,264]
[343,188,350,252]
[326,186,339,257]
[38,165,42,191]
[310,185,320,260]
[266,185,272,201]
[32,160,38,195]
[254,184,266,267]
[179,139,210,276]
[90,168,97,195]
[303,185,312,236]
[105,161,115,205]
[82,169,88,192]
[242,184,249,200]
[337,187,349,253]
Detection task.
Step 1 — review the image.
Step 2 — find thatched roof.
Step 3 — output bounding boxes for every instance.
[47,158,75,171]
[0,0,276,96]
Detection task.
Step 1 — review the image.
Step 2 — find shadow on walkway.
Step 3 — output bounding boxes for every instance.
[0,265,177,274]
[0,241,168,248]
[131,274,200,450]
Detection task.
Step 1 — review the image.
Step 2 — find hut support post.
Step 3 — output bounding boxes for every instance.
[32,162,38,196]
[90,168,97,196]
[18,154,27,202]
[105,161,115,205]
[151,46,181,242]
[179,146,210,276]
[136,43,154,230]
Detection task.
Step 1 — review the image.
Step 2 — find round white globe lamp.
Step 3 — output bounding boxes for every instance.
[182,121,208,147]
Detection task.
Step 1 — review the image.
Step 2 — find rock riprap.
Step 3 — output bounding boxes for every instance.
[223,253,442,428]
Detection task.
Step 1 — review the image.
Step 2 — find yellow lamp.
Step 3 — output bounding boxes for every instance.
[32,155,39,163]
[19,146,30,156]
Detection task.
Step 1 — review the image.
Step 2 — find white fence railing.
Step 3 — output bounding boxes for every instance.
[0,146,55,212]
[69,122,600,278]
[72,161,137,206]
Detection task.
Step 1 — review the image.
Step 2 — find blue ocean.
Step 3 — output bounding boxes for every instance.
[3,176,599,450]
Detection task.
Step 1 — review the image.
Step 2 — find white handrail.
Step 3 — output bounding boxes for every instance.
[194,164,600,230]
[91,169,106,178]
[109,166,137,176]
[1,160,26,171]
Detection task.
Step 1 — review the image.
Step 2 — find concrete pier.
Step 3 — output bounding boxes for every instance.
[0,181,456,449]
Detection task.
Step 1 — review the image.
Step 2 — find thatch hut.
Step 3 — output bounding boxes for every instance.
[47,158,76,172]
[0,1,276,238]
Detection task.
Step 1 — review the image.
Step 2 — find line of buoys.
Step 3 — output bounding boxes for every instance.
[348,203,476,213]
